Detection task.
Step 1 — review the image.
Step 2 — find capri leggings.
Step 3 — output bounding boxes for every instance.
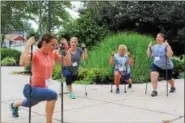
[22,84,58,107]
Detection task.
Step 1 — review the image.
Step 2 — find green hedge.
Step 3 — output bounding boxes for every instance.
[1,48,21,65]
[52,32,184,84]
[77,32,154,84]
[171,55,184,79]
[1,57,16,66]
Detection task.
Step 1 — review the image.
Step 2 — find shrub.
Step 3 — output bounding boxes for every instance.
[52,64,62,80]
[58,12,109,49]
[24,63,31,73]
[1,57,16,66]
[1,48,21,65]
[171,55,184,79]
[171,56,184,72]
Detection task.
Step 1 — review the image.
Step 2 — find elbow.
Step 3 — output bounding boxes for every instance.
[167,54,173,58]
[109,61,113,65]
[167,52,173,58]
[84,56,88,61]
[19,60,25,66]
[20,61,29,67]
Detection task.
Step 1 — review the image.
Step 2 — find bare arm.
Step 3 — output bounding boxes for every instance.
[166,46,173,57]
[55,50,71,66]
[165,41,173,58]
[147,41,153,58]
[82,49,88,60]
[19,37,35,67]
[147,47,152,58]
[63,50,71,66]
[127,52,134,66]
[109,53,115,65]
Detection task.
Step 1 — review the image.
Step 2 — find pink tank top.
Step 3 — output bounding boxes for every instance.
[31,49,58,88]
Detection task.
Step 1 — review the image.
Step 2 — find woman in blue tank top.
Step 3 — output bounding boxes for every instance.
[109,44,134,94]
[147,33,176,97]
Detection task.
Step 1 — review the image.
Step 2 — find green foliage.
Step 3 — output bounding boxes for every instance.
[171,55,185,73]
[78,32,154,84]
[1,57,16,66]
[46,32,184,84]
[25,1,72,35]
[77,67,111,84]
[58,13,109,48]
[82,1,185,55]
[1,48,21,65]
[179,72,184,79]
[1,1,28,33]
[24,63,31,73]
[52,64,62,80]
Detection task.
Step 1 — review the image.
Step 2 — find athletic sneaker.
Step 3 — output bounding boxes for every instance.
[128,84,132,89]
[116,88,120,94]
[69,92,76,99]
[170,87,176,93]
[151,90,158,97]
[10,103,19,117]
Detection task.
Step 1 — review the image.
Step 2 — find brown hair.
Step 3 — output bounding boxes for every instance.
[38,33,56,48]
[157,33,165,39]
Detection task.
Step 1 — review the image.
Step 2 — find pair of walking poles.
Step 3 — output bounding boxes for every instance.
[110,60,129,93]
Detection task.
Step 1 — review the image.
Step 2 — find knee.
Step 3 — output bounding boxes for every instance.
[63,70,71,78]
[22,100,38,107]
[114,71,121,78]
[47,91,58,101]
[151,72,158,81]
[51,91,58,100]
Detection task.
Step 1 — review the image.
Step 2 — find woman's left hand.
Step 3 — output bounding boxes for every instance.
[165,40,170,47]
[81,43,86,48]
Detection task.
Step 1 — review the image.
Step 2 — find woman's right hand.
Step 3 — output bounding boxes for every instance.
[27,37,36,46]
[61,39,69,50]
[148,41,152,48]
[112,51,115,56]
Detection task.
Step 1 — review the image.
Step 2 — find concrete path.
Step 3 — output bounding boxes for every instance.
[1,67,184,123]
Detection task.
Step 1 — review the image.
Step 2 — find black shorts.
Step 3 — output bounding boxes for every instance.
[152,64,173,81]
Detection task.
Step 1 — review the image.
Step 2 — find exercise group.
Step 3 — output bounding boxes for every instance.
[10,32,176,123]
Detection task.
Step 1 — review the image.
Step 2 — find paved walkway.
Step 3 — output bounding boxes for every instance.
[1,67,184,123]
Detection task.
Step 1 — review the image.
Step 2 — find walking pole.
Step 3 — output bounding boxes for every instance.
[82,46,88,96]
[28,43,33,123]
[59,43,65,123]
[145,58,150,94]
[165,41,169,97]
[146,42,152,94]
[124,58,128,93]
[27,34,36,123]
[110,67,114,93]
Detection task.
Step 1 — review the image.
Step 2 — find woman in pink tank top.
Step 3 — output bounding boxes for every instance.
[10,33,71,123]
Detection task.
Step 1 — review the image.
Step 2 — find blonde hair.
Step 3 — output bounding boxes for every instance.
[118,44,128,55]
[70,37,78,42]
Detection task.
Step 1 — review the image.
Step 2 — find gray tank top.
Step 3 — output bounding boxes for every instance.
[151,44,173,70]
[65,48,83,75]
